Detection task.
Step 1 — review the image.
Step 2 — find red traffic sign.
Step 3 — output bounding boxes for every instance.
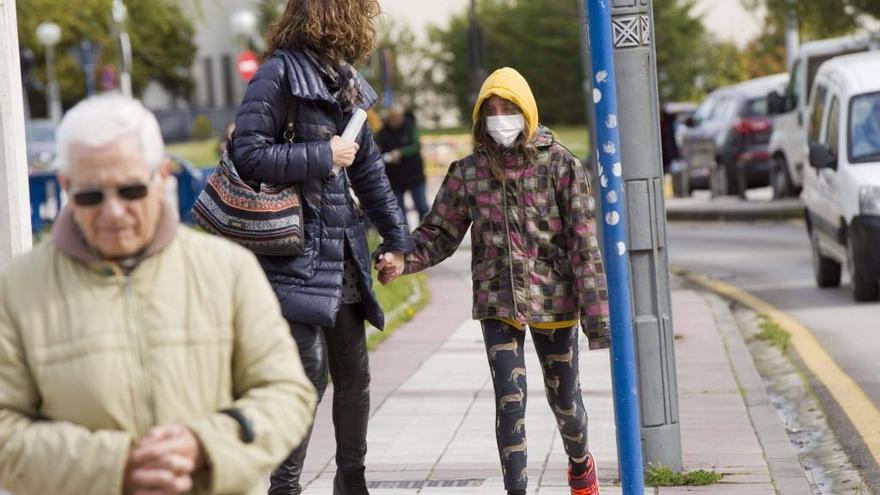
[237,51,259,82]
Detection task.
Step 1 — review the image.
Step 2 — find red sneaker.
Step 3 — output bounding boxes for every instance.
[568,454,599,495]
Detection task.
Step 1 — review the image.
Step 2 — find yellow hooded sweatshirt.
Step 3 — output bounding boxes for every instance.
[471,68,575,332]
[472,67,540,141]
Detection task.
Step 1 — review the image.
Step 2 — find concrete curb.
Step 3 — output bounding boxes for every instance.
[665,199,803,222]
[701,292,814,495]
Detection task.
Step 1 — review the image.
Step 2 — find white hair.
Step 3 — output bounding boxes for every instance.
[55,93,165,172]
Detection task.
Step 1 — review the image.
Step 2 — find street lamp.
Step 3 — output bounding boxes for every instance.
[466,0,487,105]
[35,21,62,123]
[230,9,263,51]
[112,0,133,97]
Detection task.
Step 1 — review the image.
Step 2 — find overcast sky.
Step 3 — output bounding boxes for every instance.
[378,0,764,48]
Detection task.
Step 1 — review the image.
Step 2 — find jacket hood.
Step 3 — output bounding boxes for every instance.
[52,200,179,266]
[275,49,379,109]
[472,67,539,141]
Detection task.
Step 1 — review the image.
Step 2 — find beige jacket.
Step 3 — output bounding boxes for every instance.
[0,206,316,494]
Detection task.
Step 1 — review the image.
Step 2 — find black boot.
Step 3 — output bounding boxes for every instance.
[333,467,370,495]
[268,439,310,495]
[269,320,329,495]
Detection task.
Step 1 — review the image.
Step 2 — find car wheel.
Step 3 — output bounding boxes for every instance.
[811,229,841,288]
[847,238,879,301]
[727,162,743,197]
[771,156,792,200]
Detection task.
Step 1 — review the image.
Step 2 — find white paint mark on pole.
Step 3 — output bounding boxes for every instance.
[603,142,616,155]
[605,210,620,226]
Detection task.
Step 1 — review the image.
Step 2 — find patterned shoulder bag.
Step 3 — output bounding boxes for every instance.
[191,97,304,256]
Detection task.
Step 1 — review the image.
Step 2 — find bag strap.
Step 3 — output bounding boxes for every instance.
[282,95,299,143]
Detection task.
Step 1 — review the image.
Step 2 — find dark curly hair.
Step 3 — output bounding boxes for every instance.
[266,0,381,63]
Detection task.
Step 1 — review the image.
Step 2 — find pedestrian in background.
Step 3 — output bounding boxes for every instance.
[376,68,609,495]
[376,104,430,225]
[231,0,413,493]
[0,94,317,495]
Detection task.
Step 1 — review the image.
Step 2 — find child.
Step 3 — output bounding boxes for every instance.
[376,67,609,495]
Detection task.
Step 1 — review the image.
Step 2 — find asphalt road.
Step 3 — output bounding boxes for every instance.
[668,219,880,486]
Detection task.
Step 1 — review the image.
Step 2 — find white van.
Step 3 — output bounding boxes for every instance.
[767,33,879,199]
[803,52,880,301]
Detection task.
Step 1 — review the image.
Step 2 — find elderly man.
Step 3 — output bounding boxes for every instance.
[0,94,317,495]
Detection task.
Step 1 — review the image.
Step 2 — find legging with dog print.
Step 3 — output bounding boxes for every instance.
[480,319,590,491]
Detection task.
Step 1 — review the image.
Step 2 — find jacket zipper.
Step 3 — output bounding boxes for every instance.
[124,277,155,434]
[500,179,520,321]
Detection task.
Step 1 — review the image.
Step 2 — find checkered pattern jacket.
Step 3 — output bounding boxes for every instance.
[404,128,610,343]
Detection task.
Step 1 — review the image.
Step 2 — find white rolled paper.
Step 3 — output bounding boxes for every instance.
[333,108,369,176]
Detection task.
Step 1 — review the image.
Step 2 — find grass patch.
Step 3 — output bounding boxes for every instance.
[365,231,431,351]
[367,273,429,351]
[166,138,219,168]
[420,125,590,160]
[548,125,591,160]
[754,314,791,353]
[421,126,470,136]
[645,464,724,486]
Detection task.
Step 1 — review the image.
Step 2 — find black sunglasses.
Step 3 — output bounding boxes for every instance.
[71,174,155,207]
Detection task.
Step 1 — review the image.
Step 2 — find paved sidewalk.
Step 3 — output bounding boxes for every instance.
[297,246,810,494]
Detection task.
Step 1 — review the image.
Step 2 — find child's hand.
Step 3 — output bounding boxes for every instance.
[375,252,405,285]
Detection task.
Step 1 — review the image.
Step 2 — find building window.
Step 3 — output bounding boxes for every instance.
[222,54,235,107]
[203,57,216,108]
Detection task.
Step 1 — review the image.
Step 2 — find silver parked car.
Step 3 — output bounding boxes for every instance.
[25,119,57,170]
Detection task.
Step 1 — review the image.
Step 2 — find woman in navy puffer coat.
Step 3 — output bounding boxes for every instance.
[231,1,412,493]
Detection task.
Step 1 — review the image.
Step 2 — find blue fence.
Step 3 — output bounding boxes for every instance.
[28,156,214,236]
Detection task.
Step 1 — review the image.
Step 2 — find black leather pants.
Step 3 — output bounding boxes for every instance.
[269,303,371,495]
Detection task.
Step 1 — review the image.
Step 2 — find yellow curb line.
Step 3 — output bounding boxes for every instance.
[674,266,880,466]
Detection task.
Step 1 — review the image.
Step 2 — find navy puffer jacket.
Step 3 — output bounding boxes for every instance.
[232,49,412,329]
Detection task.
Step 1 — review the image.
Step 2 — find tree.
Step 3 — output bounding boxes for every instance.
[740,15,788,78]
[430,0,590,126]
[17,0,195,115]
[428,0,741,125]
[362,18,460,128]
[256,0,284,47]
[741,0,863,41]
[849,0,880,20]
[653,0,741,102]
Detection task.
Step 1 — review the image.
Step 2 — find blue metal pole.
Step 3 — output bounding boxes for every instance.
[583,1,645,493]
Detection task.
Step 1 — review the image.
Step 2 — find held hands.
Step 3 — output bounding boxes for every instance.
[330,136,359,169]
[374,252,405,285]
[123,424,204,495]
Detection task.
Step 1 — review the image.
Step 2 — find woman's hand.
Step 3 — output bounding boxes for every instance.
[375,252,405,285]
[330,136,359,168]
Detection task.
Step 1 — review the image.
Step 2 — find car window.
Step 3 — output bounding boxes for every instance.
[745,97,769,117]
[719,98,741,120]
[693,96,717,123]
[809,84,828,144]
[849,91,880,163]
[825,96,840,156]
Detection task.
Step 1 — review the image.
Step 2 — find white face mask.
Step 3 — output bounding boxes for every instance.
[486,114,525,148]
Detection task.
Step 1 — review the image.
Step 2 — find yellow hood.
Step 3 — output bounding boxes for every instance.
[472,67,539,140]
